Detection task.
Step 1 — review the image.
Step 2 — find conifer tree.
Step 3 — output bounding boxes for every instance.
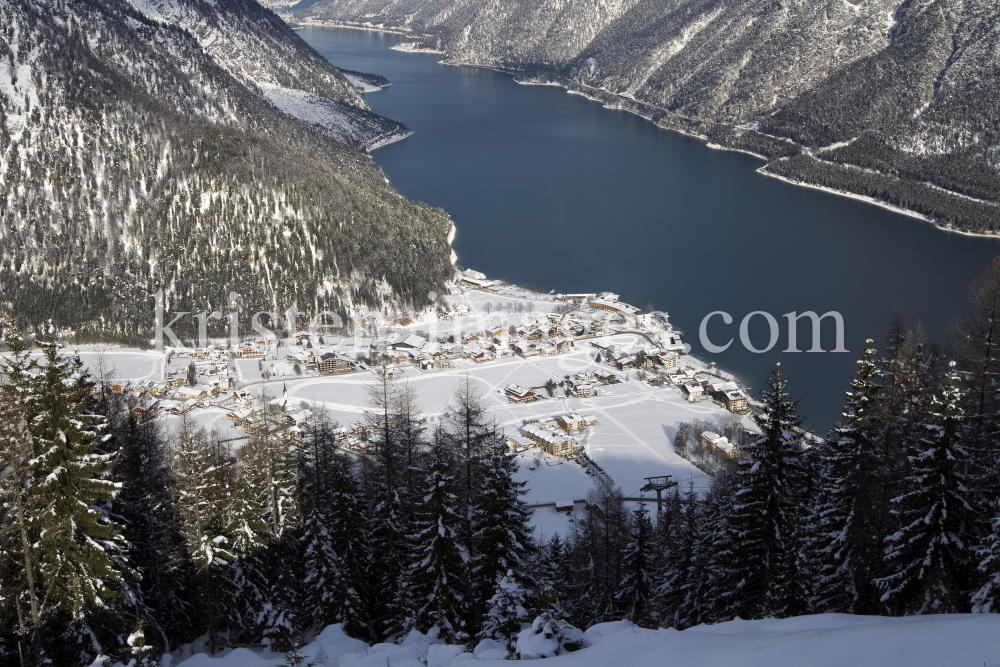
[171,418,234,653]
[471,441,533,629]
[658,483,708,629]
[299,421,368,639]
[225,473,269,644]
[616,502,654,627]
[29,326,134,663]
[879,363,977,614]
[479,570,530,654]
[972,501,1000,613]
[111,401,194,651]
[726,362,805,619]
[403,444,470,644]
[0,311,44,660]
[363,371,408,637]
[812,340,884,613]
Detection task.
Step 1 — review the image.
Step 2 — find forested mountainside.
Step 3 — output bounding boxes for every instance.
[0,0,454,342]
[290,0,1000,233]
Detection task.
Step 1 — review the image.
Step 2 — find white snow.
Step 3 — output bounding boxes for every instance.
[167,614,1000,667]
[258,83,409,150]
[341,72,384,93]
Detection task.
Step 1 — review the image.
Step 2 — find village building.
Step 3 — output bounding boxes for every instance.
[707,381,750,413]
[682,382,704,399]
[132,398,160,420]
[175,385,209,401]
[701,431,738,460]
[573,382,593,398]
[505,384,536,403]
[521,423,578,456]
[170,398,197,416]
[556,414,584,432]
[388,333,427,350]
[591,297,640,319]
[318,353,352,374]
[615,355,638,371]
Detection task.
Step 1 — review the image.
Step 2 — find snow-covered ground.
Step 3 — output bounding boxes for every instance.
[258,83,410,151]
[31,347,165,383]
[279,340,725,508]
[168,614,1000,667]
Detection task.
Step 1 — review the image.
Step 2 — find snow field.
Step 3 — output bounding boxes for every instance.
[169,614,1000,667]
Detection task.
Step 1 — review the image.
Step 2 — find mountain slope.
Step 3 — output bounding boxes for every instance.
[0,0,453,341]
[290,0,1000,233]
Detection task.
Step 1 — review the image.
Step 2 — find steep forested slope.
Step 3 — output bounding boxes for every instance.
[0,0,453,341]
[290,0,1000,233]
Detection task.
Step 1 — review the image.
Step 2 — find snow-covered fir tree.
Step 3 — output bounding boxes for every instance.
[225,473,270,644]
[479,570,530,654]
[471,440,534,623]
[616,501,655,627]
[28,326,135,663]
[171,417,234,653]
[972,500,1000,613]
[812,340,884,613]
[725,362,806,619]
[879,363,977,614]
[401,444,470,644]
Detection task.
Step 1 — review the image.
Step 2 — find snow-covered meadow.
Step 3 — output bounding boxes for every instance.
[167,614,1000,667]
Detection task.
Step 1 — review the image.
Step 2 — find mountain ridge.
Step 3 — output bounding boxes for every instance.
[0,0,454,341]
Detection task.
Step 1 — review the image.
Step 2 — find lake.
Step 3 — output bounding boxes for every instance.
[301,26,1000,431]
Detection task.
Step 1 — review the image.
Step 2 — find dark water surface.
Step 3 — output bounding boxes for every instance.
[301,26,1000,431]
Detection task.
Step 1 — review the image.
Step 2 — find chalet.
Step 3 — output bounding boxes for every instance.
[471,351,495,364]
[554,500,575,513]
[454,305,470,314]
[526,329,543,341]
[635,312,653,327]
[548,325,563,337]
[582,415,598,427]
[238,346,264,359]
[284,409,312,427]
[462,334,479,344]
[547,313,565,324]
[132,398,160,420]
[418,360,434,371]
[437,361,457,369]
[615,355,637,371]
[596,372,620,385]
[147,382,168,396]
[170,399,197,416]
[505,384,536,403]
[175,386,208,401]
[512,342,542,358]
[318,354,352,374]
[573,383,592,398]
[487,327,507,339]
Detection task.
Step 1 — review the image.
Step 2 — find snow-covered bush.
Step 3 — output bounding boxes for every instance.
[515,613,588,659]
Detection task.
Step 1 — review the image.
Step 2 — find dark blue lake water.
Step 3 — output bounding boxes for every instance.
[301,26,1000,431]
